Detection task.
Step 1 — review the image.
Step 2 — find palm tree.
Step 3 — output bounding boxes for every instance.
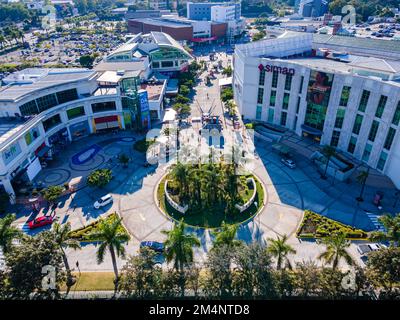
[267,234,296,270]
[171,162,188,198]
[0,34,6,50]
[212,221,241,248]
[369,213,400,247]
[0,214,22,254]
[51,222,81,295]
[162,219,200,296]
[91,216,130,295]
[321,145,336,179]
[356,168,369,202]
[318,233,354,269]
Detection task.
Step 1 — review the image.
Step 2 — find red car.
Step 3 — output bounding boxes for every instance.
[28,216,54,229]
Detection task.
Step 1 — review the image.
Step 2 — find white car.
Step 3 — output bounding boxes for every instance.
[94,194,113,209]
[281,158,296,169]
[357,243,385,256]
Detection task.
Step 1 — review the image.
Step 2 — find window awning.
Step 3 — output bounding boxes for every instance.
[301,124,323,136]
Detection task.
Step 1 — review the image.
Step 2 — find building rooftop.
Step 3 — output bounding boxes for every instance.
[131,17,192,28]
[0,68,96,103]
[313,33,400,55]
[140,81,165,101]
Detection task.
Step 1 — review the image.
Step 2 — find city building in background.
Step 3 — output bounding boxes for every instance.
[298,0,329,18]
[233,31,400,187]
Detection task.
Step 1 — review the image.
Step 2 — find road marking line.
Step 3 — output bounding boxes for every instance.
[139,213,146,221]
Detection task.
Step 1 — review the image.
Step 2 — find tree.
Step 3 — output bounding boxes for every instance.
[369,213,400,247]
[318,233,354,270]
[222,65,232,77]
[118,153,129,168]
[79,54,95,68]
[220,87,233,102]
[0,214,22,254]
[4,231,65,299]
[366,247,400,298]
[212,221,241,249]
[175,94,190,104]
[356,168,369,202]
[119,247,162,298]
[42,185,64,205]
[321,145,336,179]
[87,168,112,188]
[171,162,189,199]
[161,219,200,296]
[252,31,266,41]
[294,260,320,297]
[173,103,191,118]
[91,216,130,295]
[51,222,81,295]
[267,234,296,270]
[179,85,190,96]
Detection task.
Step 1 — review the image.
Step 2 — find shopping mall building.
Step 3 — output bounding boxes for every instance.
[233,32,400,187]
[0,32,192,201]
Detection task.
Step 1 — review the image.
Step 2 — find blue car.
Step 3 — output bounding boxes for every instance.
[140,241,164,253]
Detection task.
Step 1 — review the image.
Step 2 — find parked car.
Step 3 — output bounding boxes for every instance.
[28,215,54,229]
[94,194,113,209]
[281,158,296,169]
[140,241,164,253]
[357,243,385,256]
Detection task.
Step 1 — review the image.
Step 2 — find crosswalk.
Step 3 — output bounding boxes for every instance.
[365,212,386,231]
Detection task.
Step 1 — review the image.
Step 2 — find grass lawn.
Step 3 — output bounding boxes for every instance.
[158,175,264,229]
[133,138,155,153]
[62,272,115,291]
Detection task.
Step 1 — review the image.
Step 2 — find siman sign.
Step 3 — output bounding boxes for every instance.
[258,64,295,76]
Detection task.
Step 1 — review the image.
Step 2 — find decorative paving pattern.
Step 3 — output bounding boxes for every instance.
[69,154,105,172]
[40,168,71,186]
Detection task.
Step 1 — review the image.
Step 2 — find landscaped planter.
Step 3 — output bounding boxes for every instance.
[235,178,257,213]
[164,180,188,214]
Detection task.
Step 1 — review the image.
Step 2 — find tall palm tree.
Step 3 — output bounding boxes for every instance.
[356,168,369,202]
[318,233,354,269]
[91,216,130,295]
[369,213,400,247]
[321,145,336,179]
[212,221,241,248]
[171,162,188,198]
[52,222,81,295]
[162,219,200,272]
[267,234,296,270]
[162,219,200,296]
[0,214,23,254]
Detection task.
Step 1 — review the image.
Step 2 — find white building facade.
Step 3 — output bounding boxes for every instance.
[234,32,400,188]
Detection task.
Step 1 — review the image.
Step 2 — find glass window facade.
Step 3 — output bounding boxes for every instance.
[330,130,340,147]
[259,69,265,86]
[36,93,58,112]
[299,76,304,94]
[334,108,345,129]
[358,90,370,112]
[280,111,287,126]
[270,90,276,106]
[375,95,387,118]
[368,120,379,142]
[347,136,357,154]
[284,75,292,91]
[256,105,262,120]
[392,101,400,126]
[282,93,290,110]
[339,86,351,107]
[384,127,396,150]
[268,108,274,123]
[20,100,39,116]
[352,114,363,135]
[362,143,372,162]
[56,88,78,105]
[377,152,388,171]
[91,101,117,113]
[257,88,264,104]
[67,106,85,120]
[271,71,278,88]
[42,114,62,132]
